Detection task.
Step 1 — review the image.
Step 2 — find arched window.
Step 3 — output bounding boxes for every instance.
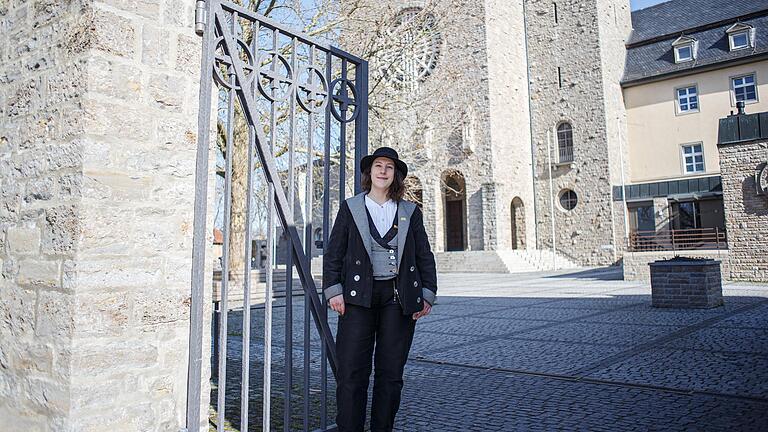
[557,122,574,163]
[510,197,525,249]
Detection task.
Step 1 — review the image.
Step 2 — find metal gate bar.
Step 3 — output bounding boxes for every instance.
[186,0,368,430]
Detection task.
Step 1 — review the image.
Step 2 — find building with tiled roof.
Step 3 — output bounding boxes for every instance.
[618,0,768,259]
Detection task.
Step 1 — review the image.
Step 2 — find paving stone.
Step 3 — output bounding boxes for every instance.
[211,271,768,430]
[587,348,768,398]
[662,327,768,354]
[519,322,686,346]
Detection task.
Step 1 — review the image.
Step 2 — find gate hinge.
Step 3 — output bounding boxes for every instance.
[194,0,207,36]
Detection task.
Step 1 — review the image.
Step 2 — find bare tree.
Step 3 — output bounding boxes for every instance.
[215,0,470,274]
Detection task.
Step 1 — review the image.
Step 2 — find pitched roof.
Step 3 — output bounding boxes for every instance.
[628,0,767,45]
[622,3,768,86]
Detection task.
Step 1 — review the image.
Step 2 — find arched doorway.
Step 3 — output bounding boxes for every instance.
[404,175,424,209]
[510,197,525,250]
[442,171,467,251]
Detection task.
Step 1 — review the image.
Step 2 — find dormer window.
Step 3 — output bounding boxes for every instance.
[672,35,698,63]
[675,45,693,62]
[726,23,754,51]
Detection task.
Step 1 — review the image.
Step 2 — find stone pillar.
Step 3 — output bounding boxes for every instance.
[466,179,483,251]
[652,197,671,231]
[0,1,211,430]
[717,138,768,282]
[423,176,443,252]
[481,182,499,250]
[420,175,440,252]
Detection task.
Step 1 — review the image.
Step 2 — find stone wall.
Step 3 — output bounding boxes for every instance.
[623,250,730,282]
[483,0,536,251]
[1,1,88,429]
[717,139,768,282]
[525,0,631,266]
[0,0,213,430]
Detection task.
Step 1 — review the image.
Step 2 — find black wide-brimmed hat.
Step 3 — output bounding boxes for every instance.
[360,146,408,177]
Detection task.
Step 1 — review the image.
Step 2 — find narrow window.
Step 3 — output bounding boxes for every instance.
[732,73,757,103]
[557,67,562,88]
[553,3,558,23]
[676,85,699,113]
[557,122,573,163]
[681,143,705,174]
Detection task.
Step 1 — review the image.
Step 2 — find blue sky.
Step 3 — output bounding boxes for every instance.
[631,0,670,11]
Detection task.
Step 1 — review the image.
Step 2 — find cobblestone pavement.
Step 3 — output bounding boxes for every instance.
[212,267,768,431]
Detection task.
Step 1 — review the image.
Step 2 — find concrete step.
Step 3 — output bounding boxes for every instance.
[497,250,579,272]
[436,250,579,273]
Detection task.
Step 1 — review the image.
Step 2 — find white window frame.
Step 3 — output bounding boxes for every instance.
[680,143,705,175]
[726,23,754,52]
[675,84,699,114]
[556,121,574,163]
[729,31,750,51]
[674,44,694,63]
[557,188,578,212]
[730,72,759,105]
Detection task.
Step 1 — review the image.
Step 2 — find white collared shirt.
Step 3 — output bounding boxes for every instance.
[365,195,397,237]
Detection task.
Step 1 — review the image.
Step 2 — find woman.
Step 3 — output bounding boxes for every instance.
[323,146,438,432]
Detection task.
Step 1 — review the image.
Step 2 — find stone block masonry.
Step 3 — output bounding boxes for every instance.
[717,139,768,283]
[623,250,730,282]
[0,1,214,431]
[525,0,632,266]
[649,259,723,309]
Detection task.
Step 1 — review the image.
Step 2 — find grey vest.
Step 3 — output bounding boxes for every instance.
[345,192,418,277]
[371,238,398,280]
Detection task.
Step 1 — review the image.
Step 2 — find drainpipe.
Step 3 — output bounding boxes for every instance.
[546,129,557,270]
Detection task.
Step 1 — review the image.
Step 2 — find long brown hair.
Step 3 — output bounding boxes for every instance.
[361,165,406,201]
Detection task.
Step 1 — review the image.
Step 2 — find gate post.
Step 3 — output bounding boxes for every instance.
[0,1,211,431]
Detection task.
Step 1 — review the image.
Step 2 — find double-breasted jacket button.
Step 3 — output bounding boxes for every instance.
[413,281,418,287]
[410,266,415,272]
[388,249,394,254]
[355,260,361,265]
[416,297,421,303]
[353,275,360,281]
[390,256,396,260]
[351,290,357,296]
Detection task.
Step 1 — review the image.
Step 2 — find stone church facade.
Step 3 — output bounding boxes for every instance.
[342,0,632,266]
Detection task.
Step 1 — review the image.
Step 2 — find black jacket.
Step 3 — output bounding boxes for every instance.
[322,193,438,315]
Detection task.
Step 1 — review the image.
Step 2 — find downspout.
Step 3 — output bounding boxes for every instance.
[618,116,629,249]
[546,129,557,270]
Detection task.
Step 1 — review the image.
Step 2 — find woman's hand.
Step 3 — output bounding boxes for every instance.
[412,301,432,320]
[329,294,345,316]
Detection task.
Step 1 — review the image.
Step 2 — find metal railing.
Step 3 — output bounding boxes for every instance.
[558,144,573,163]
[186,1,368,431]
[628,227,727,252]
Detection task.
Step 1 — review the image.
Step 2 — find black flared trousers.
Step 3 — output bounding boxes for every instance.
[335,279,417,432]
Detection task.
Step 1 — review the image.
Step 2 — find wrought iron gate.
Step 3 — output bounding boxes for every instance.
[186,1,367,430]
